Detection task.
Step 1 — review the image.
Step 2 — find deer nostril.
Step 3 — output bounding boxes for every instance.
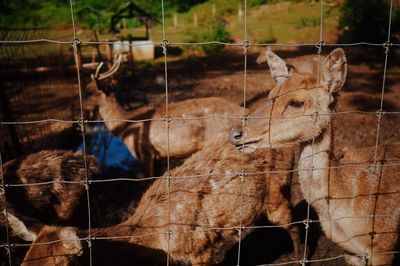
[230,127,243,145]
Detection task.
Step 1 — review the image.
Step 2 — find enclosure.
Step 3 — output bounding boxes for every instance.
[1,0,400,265]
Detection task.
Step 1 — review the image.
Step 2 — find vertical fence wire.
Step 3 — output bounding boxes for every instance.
[160,0,172,265]
[370,0,394,263]
[237,0,249,264]
[68,0,93,265]
[302,1,325,264]
[0,150,12,266]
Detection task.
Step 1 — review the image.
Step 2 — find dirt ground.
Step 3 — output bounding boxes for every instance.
[2,45,400,265]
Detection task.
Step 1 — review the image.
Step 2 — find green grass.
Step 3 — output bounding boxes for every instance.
[116,1,339,44]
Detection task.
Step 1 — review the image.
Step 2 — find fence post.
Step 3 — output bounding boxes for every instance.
[173,13,178,28]
[238,4,243,21]
[193,13,198,27]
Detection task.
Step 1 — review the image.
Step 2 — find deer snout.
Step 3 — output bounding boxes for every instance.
[230,126,244,145]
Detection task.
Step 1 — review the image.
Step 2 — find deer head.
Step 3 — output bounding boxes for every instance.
[230,48,347,152]
[83,54,127,120]
[6,212,82,265]
[90,53,126,96]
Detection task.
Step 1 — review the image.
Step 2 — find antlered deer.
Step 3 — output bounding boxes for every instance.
[230,48,400,265]
[87,55,243,176]
[9,140,302,265]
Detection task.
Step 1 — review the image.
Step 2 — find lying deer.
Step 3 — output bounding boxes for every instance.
[0,150,98,263]
[8,140,303,265]
[87,55,243,176]
[230,48,400,265]
[2,150,98,227]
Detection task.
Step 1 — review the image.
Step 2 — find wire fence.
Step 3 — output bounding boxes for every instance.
[0,0,399,265]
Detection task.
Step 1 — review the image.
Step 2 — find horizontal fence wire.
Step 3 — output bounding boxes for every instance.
[1,39,400,48]
[1,110,400,125]
[3,160,400,190]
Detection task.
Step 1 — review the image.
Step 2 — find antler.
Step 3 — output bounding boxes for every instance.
[91,53,125,81]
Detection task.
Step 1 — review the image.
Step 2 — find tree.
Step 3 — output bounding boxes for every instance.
[339,0,394,42]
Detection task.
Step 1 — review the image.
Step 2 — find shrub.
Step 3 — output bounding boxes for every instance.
[296,17,320,29]
[258,26,277,43]
[187,18,231,54]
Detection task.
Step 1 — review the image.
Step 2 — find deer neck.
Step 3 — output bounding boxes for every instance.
[98,94,129,131]
[82,222,155,247]
[298,121,333,205]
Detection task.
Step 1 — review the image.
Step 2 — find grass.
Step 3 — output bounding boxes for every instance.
[118,1,340,44]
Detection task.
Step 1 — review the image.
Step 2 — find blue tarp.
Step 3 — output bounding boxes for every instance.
[76,123,137,174]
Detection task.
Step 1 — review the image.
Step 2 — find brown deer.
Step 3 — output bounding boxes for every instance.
[0,150,98,264]
[9,140,303,265]
[230,48,400,265]
[2,150,98,226]
[87,55,243,176]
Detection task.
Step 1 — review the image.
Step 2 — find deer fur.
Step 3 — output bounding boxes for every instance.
[0,150,98,264]
[10,140,302,265]
[1,150,98,229]
[86,58,243,177]
[230,48,400,265]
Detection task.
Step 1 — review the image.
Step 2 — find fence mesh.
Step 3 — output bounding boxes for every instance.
[0,0,399,265]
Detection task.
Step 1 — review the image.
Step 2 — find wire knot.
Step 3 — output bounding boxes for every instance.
[315,40,325,54]
[163,115,172,123]
[240,115,248,126]
[303,218,311,230]
[78,118,87,131]
[166,230,173,239]
[242,40,250,55]
[368,162,381,174]
[84,178,92,190]
[358,253,368,264]
[369,231,376,240]
[311,111,319,121]
[165,175,173,181]
[71,38,82,54]
[161,39,170,55]
[383,41,391,54]
[375,110,385,122]
[299,259,308,266]
[238,171,247,182]
[85,236,92,248]
[235,225,244,234]
[4,245,10,255]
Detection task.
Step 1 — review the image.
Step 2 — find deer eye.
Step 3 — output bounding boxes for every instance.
[287,100,304,109]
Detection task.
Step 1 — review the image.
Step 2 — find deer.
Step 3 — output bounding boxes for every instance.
[0,150,98,263]
[86,54,243,177]
[8,139,304,265]
[230,48,400,265]
[1,150,98,227]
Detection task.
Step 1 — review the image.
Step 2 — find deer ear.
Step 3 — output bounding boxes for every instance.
[4,210,43,241]
[321,48,347,94]
[266,48,290,84]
